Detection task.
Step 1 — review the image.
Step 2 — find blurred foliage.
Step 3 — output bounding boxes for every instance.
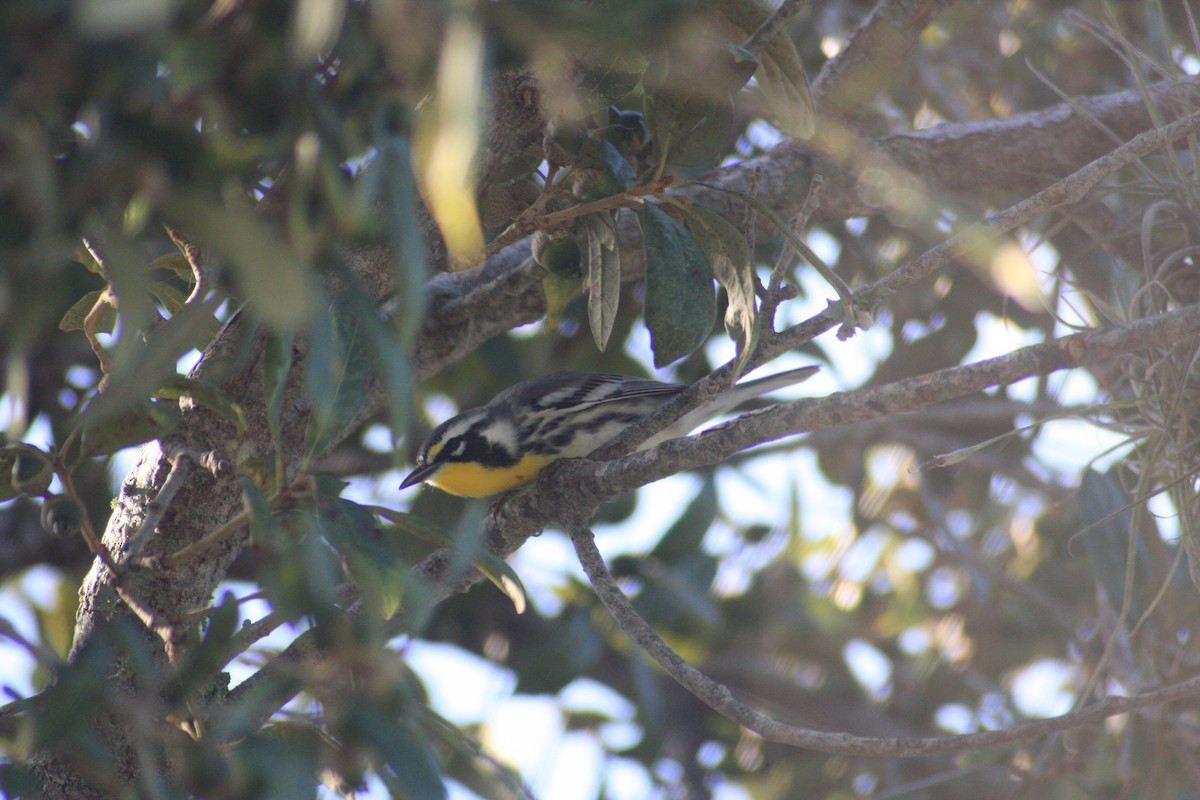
[1,0,1200,799]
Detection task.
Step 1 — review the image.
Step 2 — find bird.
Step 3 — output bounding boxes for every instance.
[399,365,819,498]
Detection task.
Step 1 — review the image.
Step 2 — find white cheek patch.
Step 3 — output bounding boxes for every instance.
[487,419,519,456]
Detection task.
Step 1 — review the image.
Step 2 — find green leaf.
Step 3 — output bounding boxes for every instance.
[149,251,196,284]
[40,497,85,538]
[0,447,22,502]
[59,290,115,334]
[304,291,371,459]
[356,709,447,800]
[634,552,721,629]
[263,331,294,472]
[579,63,643,107]
[78,398,181,458]
[709,0,815,139]
[165,193,315,330]
[175,591,240,696]
[581,211,621,351]
[542,270,581,332]
[240,477,274,545]
[9,445,53,497]
[374,128,428,349]
[329,266,412,451]
[533,230,583,278]
[319,497,407,619]
[711,38,760,93]
[259,521,343,622]
[371,506,528,615]
[680,204,758,371]
[156,376,247,432]
[147,281,188,315]
[755,43,815,140]
[595,139,636,196]
[646,90,733,168]
[638,204,715,367]
[1076,468,1151,621]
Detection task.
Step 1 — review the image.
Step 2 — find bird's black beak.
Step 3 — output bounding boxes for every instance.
[399,462,440,490]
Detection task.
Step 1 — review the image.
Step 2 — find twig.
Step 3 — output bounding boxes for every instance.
[557,111,1200,499]
[165,226,213,304]
[483,178,673,259]
[480,302,1200,555]
[569,524,1200,756]
[160,479,309,569]
[762,175,824,326]
[125,449,195,563]
[743,0,810,55]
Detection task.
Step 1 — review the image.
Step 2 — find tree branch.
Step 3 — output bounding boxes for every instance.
[569,525,1200,756]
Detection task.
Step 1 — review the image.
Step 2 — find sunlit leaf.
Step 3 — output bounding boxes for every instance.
[156,376,247,432]
[58,290,115,334]
[414,14,486,269]
[582,211,621,351]
[147,281,188,315]
[542,270,581,333]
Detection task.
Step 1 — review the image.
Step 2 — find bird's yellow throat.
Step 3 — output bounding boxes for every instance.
[425,451,553,498]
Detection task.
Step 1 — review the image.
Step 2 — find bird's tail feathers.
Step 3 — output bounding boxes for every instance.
[640,365,819,449]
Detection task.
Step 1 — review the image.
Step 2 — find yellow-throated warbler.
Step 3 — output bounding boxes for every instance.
[399,366,819,497]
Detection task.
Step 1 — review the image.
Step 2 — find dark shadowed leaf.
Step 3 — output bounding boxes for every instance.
[353,708,447,800]
[639,204,715,367]
[319,496,407,619]
[646,90,734,168]
[166,193,316,330]
[681,204,758,369]
[78,399,181,458]
[594,139,636,196]
[371,506,527,614]
[304,291,371,460]
[263,331,294,470]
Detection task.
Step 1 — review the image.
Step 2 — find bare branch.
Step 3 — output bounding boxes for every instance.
[812,0,957,116]
[569,525,1200,756]
[124,449,194,563]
